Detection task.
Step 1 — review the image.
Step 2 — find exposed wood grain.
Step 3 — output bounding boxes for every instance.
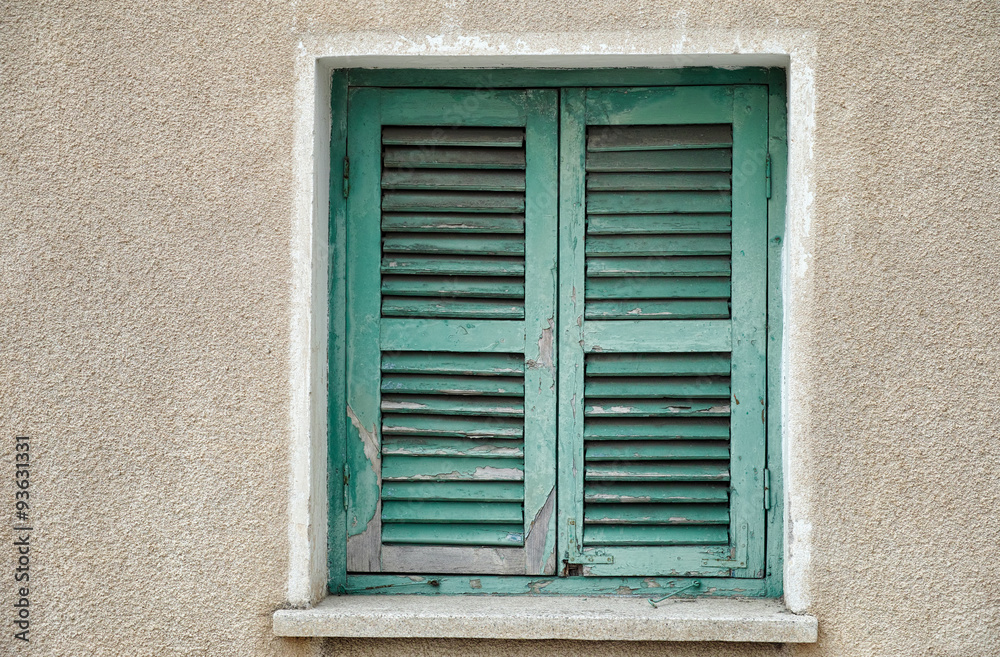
[382,414,524,438]
[383,233,525,256]
[584,440,730,461]
[584,299,730,320]
[381,481,524,502]
[381,297,524,319]
[381,374,524,396]
[382,523,525,546]
[584,503,729,525]
[381,255,525,277]
[584,481,730,503]
[382,455,524,481]
[380,545,527,575]
[381,276,525,299]
[382,213,526,233]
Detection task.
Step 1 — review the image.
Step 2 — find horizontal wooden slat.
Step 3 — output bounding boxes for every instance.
[585,234,731,256]
[382,352,524,376]
[584,299,730,320]
[382,437,524,458]
[584,376,730,398]
[382,191,525,213]
[382,481,524,502]
[381,319,525,353]
[587,172,731,192]
[586,277,731,300]
[383,456,524,481]
[585,399,730,417]
[382,276,524,299]
[586,149,731,173]
[382,297,524,319]
[587,125,733,151]
[585,461,730,481]
[583,320,732,353]
[383,146,525,170]
[382,415,524,438]
[584,482,729,503]
[587,191,731,215]
[584,417,730,440]
[383,501,524,524]
[586,256,731,276]
[382,395,524,416]
[382,169,525,191]
[382,255,525,276]
[380,90,527,127]
[381,373,524,396]
[381,523,524,546]
[382,126,525,147]
[383,234,525,256]
[379,545,526,575]
[382,213,526,234]
[586,353,731,377]
[583,525,728,546]
[584,440,730,461]
[584,504,730,525]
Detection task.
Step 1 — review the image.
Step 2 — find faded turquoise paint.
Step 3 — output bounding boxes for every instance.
[764,68,788,598]
[344,87,384,573]
[327,70,349,593]
[346,574,769,597]
[330,69,786,596]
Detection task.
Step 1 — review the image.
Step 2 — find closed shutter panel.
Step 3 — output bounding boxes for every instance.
[345,89,558,575]
[559,86,768,577]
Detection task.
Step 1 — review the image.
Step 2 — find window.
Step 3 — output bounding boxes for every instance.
[328,69,785,597]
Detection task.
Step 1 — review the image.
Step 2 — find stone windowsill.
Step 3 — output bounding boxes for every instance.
[272,595,818,642]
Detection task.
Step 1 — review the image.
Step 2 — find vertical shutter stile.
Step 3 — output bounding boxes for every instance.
[346,89,557,575]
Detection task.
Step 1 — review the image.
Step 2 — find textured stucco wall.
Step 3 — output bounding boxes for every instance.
[2,1,999,656]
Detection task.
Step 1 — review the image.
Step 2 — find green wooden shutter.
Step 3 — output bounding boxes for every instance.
[558,86,769,577]
[345,88,559,575]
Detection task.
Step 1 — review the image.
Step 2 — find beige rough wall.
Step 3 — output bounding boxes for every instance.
[2,1,998,656]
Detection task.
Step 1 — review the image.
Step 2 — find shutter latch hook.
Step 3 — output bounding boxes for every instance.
[648,580,701,608]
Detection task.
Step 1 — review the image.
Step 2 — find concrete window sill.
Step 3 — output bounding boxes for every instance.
[272,595,817,642]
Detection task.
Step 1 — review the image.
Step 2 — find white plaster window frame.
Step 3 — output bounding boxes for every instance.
[282,34,817,642]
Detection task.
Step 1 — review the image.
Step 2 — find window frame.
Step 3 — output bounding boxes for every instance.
[327,67,787,598]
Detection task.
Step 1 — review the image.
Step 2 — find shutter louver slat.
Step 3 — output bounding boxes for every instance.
[581,123,735,556]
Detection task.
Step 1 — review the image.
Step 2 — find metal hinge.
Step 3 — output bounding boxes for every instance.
[763,468,772,510]
[343,466,350,510]
[342,157,350,199]
[765,153,772,199]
